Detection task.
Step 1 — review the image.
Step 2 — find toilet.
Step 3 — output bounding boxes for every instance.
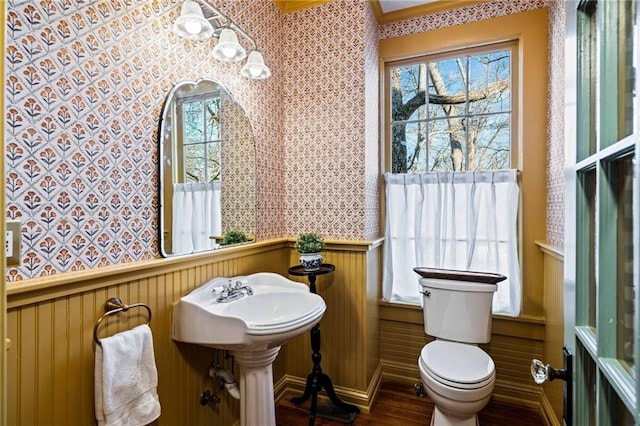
[414,267,506,426]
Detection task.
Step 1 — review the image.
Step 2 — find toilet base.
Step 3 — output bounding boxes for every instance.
[430,406,479,426]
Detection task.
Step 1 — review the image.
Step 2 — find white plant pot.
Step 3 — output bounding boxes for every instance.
[299,253,323,271]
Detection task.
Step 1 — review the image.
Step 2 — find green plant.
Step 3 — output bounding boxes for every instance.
[221,230,248,246]
[294,232,325,254]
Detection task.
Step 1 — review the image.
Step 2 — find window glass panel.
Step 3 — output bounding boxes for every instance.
[467,114,510,170]
[587,171,597,329]
[206,143,221,182]
[184,102,204,145]
[468,50,511,115]
[185,144,204,183]
[429,118,459,171]
[616,156,635,371]
[204,98,220,141]
[576,1,597,160]
[617,0,637,140]
[586,353,597,426]
[391,64,427,120]
[180,96,222,184]
[610,379,635,425]
[577,169,597,329]
[391,122,426,172]
[428,58,466,120]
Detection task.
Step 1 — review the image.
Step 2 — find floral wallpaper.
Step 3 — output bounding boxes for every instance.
[546,0,565,249]
[280,0,378,240]
[5,0,557,281]
[4,0,281,280]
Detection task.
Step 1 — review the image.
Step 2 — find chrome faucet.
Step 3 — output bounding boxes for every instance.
[216,279,253,303]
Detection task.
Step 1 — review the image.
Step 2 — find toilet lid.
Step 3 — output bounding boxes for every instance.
[421,340,494,385]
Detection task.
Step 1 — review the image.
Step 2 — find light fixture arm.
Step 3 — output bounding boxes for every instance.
[199,1,257,51]
[175,1,269,79]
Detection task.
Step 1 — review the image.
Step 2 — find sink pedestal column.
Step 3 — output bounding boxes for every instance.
[233,347,281,426]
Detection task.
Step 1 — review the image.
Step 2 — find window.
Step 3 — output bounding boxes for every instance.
[383,42,521,317]
[570,0,639,422]
[176,94,222,183]
[380,9,546,320]
[388,42,515,173]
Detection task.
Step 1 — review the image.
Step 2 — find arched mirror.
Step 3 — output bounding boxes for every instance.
[159,79,256,257]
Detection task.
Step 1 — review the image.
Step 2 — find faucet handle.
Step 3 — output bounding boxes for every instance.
[220,280,233,297]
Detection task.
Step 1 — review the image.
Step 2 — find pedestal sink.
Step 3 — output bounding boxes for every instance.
[172,272,326,426]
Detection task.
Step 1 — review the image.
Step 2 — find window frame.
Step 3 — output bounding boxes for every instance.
[384,40,519,174]
[378,8,548,318]
[570,0,640,421]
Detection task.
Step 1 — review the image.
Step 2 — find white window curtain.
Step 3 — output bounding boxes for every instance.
[172,182,222,253]
[383,170,521,317]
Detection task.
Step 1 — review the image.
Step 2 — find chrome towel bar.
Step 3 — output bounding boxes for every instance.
[93,297,152,346]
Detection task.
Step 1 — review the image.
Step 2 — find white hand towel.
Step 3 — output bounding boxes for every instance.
[95,324,161,426]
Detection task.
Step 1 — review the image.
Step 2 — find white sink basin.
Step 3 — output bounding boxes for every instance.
[172,272,326,426]
[172,272,326,351]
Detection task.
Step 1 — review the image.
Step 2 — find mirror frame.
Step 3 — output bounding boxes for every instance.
[158,78,257,257]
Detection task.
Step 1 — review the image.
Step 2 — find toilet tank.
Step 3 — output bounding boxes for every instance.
[414,267,505,344]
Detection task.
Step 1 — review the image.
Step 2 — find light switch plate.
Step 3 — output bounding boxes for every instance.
[6,220,21,267]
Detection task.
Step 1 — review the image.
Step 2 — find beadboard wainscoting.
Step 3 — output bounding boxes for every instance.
[539,242,564,426]
[6,239,562,425]
[6,239,382,425]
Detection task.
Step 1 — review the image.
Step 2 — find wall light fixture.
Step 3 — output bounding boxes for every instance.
[173,0,271,80]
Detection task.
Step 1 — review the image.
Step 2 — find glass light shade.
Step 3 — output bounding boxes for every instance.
[174,0,214,40]
[240,51,271,80]
[212,29,246,63]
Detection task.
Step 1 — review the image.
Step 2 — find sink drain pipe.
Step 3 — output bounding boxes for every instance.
[210,365,240,400]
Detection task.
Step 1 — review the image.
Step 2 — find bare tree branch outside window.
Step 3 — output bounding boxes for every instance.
[182,96,222,182]
[390,47,512,173]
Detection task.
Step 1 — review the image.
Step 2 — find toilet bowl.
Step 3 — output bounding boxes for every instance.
[413,267,506,426]
[419,340,495,426]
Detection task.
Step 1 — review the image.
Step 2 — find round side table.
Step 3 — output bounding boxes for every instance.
[288,264,359,425]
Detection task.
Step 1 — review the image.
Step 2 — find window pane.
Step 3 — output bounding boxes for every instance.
[428,58,466,120]
[391,122,427,172]
[183,102,204,145]
[614,394,635,426]
[429,118,461,171]
[467,114,510,170]
[204,98,220,141]
[577,169,597,329]
[391,64,427,121]
[616,156,634,370]
[576,2,597,160]
[617,0,637,140]
[184,144,204,182]
[468,50,511,115]
[206,143,221,182]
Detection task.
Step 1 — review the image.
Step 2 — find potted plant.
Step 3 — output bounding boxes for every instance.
[220,229,248,246]
[294,232,325,271]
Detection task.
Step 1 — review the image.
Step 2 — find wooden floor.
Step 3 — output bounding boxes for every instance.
[276,381,544,426]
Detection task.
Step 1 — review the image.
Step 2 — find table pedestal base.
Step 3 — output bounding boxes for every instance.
[288,264,359,426]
